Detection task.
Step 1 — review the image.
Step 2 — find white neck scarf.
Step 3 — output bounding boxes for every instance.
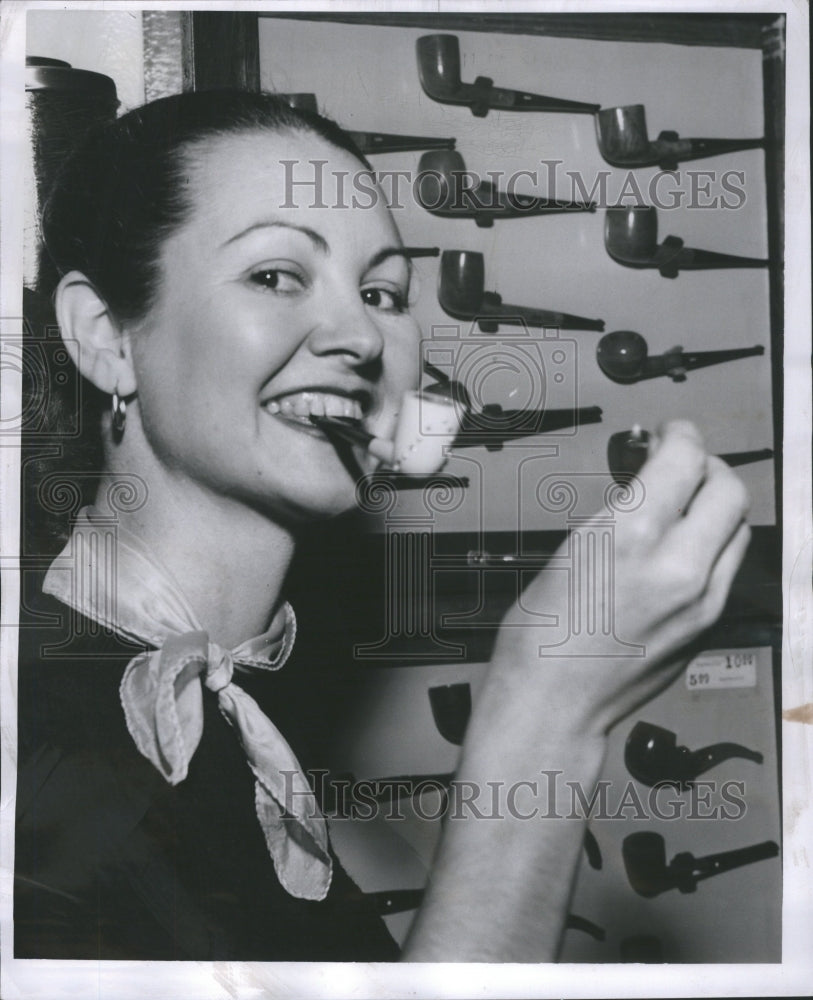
[42,507,332,901]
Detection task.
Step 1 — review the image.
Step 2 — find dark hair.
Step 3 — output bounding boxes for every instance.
[25,90,371,553]
[39,89,370,319]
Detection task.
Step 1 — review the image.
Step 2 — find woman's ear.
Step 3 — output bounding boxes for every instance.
[54,271,137,397]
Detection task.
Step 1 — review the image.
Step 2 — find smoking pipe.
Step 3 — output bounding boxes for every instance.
[308,414,395,464]
[605,206,769,278]
[439,251,605,333]
[624,721,763,789]
[583,829,602,871]
[455,405,603,450]
[428,683,472,745]
[346,132,456,156]
[596,330,764,383]
[421,358,602,448]
[278,92,456,154]
[402,246,441,259]
[607,426,774,483]
[416,34,599,118]
[596,105,764,171]
[416,150,595,227]
[422,360,473,411]
[623,832,779,897]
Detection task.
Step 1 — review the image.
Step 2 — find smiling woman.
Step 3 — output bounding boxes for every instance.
[17,91,418,959]
[16,90,752,962]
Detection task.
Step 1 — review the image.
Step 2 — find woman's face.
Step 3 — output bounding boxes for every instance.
[127,129,422,522]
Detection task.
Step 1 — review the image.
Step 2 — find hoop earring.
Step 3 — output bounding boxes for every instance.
[111,385,127,437]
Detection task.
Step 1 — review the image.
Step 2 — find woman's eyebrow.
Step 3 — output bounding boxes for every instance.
[221,221,329,252]
[366,246,411,270]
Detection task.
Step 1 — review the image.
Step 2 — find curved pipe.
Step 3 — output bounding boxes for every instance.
[624,721,763,788]
[608,427,773,483]
[605,206,769,277]
[308,414,394,465]
[623,832,779,897]
[416,34,599,117]
[596,329,765,383]
[439,250,605,333]
[596,105,764,170]
[416,150,594,226]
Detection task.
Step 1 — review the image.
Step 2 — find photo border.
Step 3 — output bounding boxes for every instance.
[1,1,810,997]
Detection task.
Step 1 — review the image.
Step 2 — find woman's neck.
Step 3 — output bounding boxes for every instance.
[91,468,297,649]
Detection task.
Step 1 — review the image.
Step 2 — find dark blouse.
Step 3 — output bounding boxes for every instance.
[14,590,399,961]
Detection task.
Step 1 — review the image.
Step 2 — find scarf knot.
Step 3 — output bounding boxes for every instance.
[204,642,234,694]
[42,509,332,901]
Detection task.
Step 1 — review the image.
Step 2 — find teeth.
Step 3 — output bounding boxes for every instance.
[265,391,364,424]
[324,395,347,418]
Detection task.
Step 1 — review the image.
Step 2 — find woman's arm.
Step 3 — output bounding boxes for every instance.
[403,421,751,961]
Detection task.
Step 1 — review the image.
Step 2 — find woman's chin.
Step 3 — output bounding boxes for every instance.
[250,472,364,528]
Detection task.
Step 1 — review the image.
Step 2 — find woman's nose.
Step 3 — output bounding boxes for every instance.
[307,292,385,367]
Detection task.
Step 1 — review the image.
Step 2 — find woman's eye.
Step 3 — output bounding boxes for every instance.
[361,287,407,313]
[249,268,304,293]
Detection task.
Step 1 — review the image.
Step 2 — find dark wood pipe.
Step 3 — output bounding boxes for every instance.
[624,721,763,789]
[596,105,764,170]
[417,149,595,226]
[608,427,773,482]
[624,832,779,897]
[605,206,769,277]
[417,34,599,117]
[346,131,457,155]
[439,251,604,332]
[597,330,765,383]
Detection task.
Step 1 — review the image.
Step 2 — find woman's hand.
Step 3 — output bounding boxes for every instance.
[480,419,751,744]
[404,420,751,962]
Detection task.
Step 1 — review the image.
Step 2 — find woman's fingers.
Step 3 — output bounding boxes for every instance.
[662,456,750,579]
[636,421,708,537]
[700,517,752,624]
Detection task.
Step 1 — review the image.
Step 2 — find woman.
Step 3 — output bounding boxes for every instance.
[15,90,750,962]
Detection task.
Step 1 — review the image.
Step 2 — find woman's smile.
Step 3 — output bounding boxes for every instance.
[125,130,421,520]
[262,384,371,427]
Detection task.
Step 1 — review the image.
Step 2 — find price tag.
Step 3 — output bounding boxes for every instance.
[685,651,757,691]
